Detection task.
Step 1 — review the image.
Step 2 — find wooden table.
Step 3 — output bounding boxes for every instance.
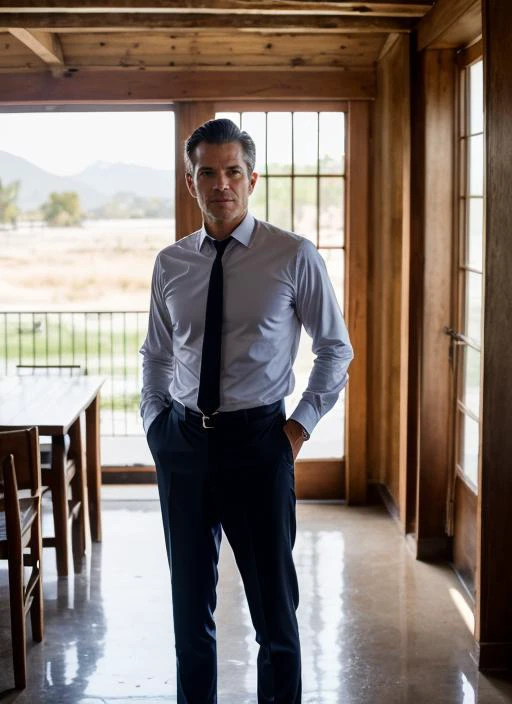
[0,375,105,575]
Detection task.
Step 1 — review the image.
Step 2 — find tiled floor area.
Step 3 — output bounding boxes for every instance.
[1,486,512,703]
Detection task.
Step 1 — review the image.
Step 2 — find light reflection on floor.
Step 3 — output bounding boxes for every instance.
[1,490,512,703]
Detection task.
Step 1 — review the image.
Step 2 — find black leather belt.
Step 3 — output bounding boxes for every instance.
[172,400,283,429]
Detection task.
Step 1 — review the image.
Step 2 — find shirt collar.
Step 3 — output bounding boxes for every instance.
[198,212,255,251]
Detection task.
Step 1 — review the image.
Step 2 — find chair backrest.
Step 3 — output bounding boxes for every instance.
[0,428,41,495]
[16,364,85,377]
[1,454,22,545]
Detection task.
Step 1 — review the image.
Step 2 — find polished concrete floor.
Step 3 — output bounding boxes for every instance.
[1,486,512,703]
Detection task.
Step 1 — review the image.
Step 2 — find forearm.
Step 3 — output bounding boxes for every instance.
[290,341,353,435]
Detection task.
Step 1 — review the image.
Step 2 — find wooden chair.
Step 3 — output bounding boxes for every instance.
[14,365,87,576]
[0,427,44,689]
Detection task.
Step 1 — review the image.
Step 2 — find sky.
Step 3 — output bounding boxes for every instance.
[0,110,175,176]
[0,109,345,177]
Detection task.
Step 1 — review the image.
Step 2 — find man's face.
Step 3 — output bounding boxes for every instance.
[186,141,258,232]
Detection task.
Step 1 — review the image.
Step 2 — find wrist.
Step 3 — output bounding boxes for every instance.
[287,419,310,441]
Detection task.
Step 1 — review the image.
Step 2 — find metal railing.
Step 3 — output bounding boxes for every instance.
[0,310,149,436]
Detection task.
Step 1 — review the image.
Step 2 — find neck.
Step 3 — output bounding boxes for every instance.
[204,211,247,240]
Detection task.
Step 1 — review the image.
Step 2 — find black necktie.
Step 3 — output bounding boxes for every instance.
[197,237,232,417]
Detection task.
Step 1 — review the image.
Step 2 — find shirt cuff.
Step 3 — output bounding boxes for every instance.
[143,403,169,435]
[289,400,319,438]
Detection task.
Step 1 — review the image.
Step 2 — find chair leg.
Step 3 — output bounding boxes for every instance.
[51,435,69,577]
[8,543,27,689]
[30,500,44,643]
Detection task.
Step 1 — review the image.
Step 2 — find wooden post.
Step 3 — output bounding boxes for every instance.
[413,49,456,560]
[345,100,369,505]
[476,0,512,671]
[174,102,215,240]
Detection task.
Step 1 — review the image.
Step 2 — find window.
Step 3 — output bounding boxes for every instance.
[456,59,484,490]
[216,109,346,459]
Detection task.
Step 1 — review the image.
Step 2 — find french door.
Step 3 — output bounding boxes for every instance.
[449,56,484,598]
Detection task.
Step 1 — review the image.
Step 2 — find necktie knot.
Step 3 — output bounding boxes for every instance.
[214,237,231,259]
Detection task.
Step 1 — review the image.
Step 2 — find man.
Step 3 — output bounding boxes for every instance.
[140,118,353,704]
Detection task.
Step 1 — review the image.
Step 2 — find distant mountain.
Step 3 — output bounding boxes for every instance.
[74,161,174,200]
[0,151,174,212]
[0,150,105,211]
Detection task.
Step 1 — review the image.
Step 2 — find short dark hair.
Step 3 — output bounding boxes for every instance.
[184,118,256,176]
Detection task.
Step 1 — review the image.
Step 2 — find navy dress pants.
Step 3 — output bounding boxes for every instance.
[147,400,301,704]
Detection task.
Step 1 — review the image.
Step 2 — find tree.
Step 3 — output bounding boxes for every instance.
[41,191,82,226]
[0,179,20,228]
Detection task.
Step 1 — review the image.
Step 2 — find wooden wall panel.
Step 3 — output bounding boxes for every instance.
[413,49,455,559]
[476,0,512,672]
[368,34,411,526]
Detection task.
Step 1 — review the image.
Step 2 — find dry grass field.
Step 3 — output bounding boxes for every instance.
[0,219,174,311]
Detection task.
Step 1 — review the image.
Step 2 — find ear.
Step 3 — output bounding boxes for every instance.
[185,172,197,199]
[248,171,259,195]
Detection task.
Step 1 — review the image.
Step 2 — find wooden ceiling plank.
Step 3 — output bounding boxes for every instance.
[8,27,63,64]
[0,13,416,32]
[0,2,435,18]
[416,0,481,51]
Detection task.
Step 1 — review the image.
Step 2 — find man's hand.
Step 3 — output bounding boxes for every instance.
[282,419,306,462]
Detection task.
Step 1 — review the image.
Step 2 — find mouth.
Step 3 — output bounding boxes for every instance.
[211,199,234,203]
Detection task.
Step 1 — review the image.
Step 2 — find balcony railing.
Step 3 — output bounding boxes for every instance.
[0,310,148,437]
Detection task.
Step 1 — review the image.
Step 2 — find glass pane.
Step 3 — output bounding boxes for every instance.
[267,112,292,175]
[268,177,292,231]
[469,60,484,135]
[469,134,484,196]
[250,176,267,221]
[293,112,318,174]
[293,177,317,245]
[319,112,345,174]
[241,111,266,175]
[319,177,344,247]
[465,272,482,345]
[215,111,241,128]
[467,197,483,271]
[460,411,480,487]
[319,248,345,313]
[462,346,481,419]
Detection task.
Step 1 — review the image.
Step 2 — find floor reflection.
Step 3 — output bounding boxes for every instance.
[1,493,512,703]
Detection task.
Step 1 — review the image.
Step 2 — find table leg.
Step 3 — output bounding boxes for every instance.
[69,416,87,562]
[51,435,69,577]
[85,394,102,542]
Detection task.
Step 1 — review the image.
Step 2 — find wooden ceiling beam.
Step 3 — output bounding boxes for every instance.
[0,67,376,102]
[416,0,481,50]
[0,13,416,32]
[0,2,435,18]
[8,27,63,64]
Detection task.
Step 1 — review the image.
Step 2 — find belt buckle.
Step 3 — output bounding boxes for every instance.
[202,414,215,429]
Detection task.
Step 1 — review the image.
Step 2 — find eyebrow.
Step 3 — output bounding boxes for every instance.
[198,164,243,172]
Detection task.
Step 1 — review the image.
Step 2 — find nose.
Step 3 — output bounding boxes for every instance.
[213,172,230,190]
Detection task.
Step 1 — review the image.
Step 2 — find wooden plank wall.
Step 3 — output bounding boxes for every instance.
[476,0,512,672]
[368,34,411,527]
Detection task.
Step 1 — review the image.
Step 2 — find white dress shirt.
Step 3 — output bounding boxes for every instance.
[140,212,353,435]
